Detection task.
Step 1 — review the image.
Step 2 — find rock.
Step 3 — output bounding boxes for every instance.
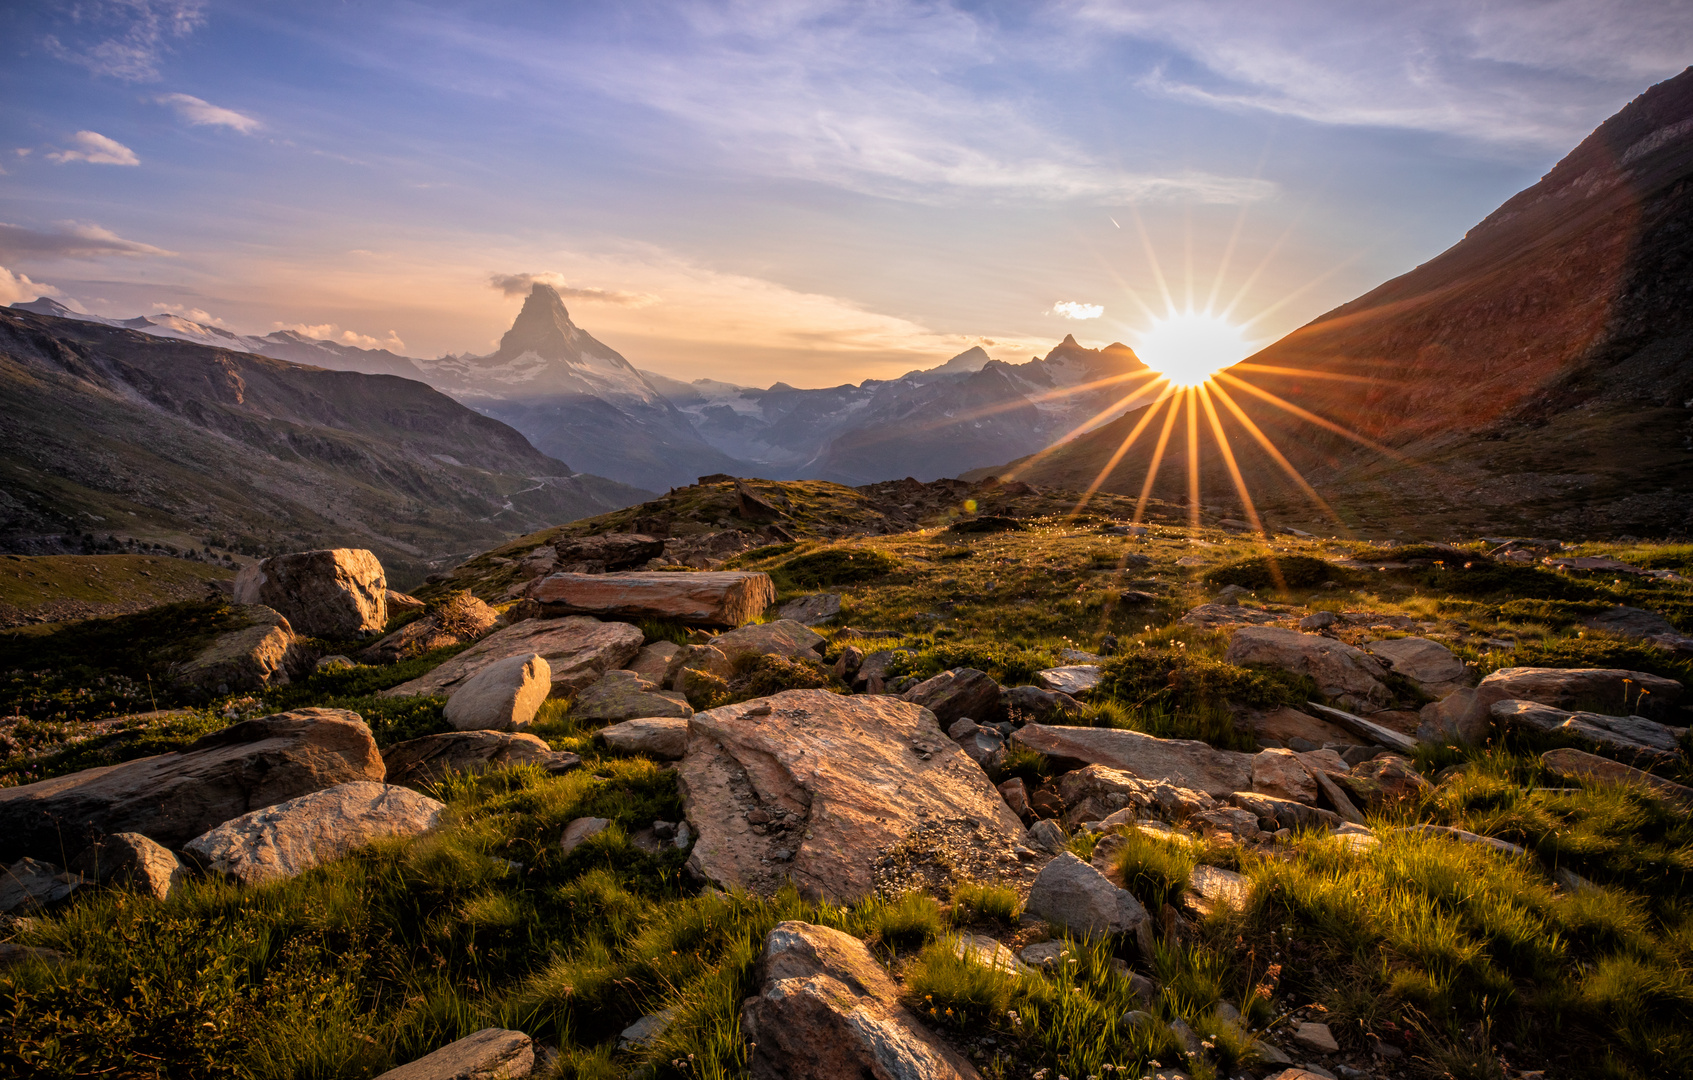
[1474,667,1682,722]
[997,777,1029,816]
[317,654,355,672]
[675,665,732,708]
[1293,1021,1340,1053]
[1035,665,1103,696]
[0,858,85,913]
[1025,852,1150,942]
[776,593,842,626]
[1253,748,1319,804]
[1417,687,1492,744]
[0,942,66,969]
[999,684,1084,723]
[1302,702,1420,754]
[360,593,500,664]
[853,648,911,691]
[665,643,735,689]
[1190,805,1263,842]
[1229,791,1340,832]
[1540,747,1693,807]
[1019,940,1067,970]
[833,645,864,681]
[1250,706,1355,746]
[1185,864,1248,916]
[1182,603,1287,629]
[1364,637,1471,697]
[1300,612,1339,630]
[1265,1071,1334,1080]
[1028,787,1065,819]
[903,668,1001,727]
[68,833,186,901]
[382,731,569,789]
[1305,763,1367,825]
[553,533,667,573]
[740,921,980,1080]
[1226,627,1394,713]
[628,640,682,684]
[709,619,826,667]
[1583,606,1693,655]
[1402,823,1525,857]
[384,616,643,699]
[443,653,553,732]
[170,604,311,697]
[1055,765,1216,826]
[529,570,775,628]
[1012,724,1254,799]
[560,817,610,854]
[598,717,691,759]
[1492,699,1686,770]
[183,781,445,885]
[677,691,1027,901]
[959,726,1006,769]
[571,669,693,724]
[1028,818,1068,854]
[233,548,387,637]
[1169,1016,1204,1055]
[954,932,1032,975]
[373,1027,535,1080]
[386,589,426,614]
[618,1008,677,1051]
[0,708,383,861]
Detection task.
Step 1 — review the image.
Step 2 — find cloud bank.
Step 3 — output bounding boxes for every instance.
[0,265,60,306]
[489,272,658,306]
[1053,301,1105,320]
[46,131,140,166]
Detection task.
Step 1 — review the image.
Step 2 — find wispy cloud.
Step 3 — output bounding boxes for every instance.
[1052,301,1104,320]
[272,320,405,352]
[151,302,226,326]
[489,272,659,306]
[156,92,261,133]
[44,0,206,82]
[46,131,140,166]
[0,220,173,258]
[0,265,60,306]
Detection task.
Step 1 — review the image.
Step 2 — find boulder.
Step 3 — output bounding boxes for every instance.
[1417,687,1492,744]
[902,668,1002,727]
[1583,606,1693,655]
[1190,805,1263,842]
[171,604,311,697]
[529,570,775,628]
[560,817,610,854]
[1302,701,1419,754]
[552,533,667,572]
[1025,852,1150,942]
[1182,603,1286,629]
[233,548,387,637]
[776,593,842,626]
[382,731,569,789]
[0,858,85,913]
[853,648,911,692]
[385,589,426,614]
[572,670,693,724]
[374,1028,534,1080]
[997,777,1029,816]
[1540,747,1693,807]
[183,781,445,885]
[383,616,643,699]
[443,653,552,732]
[1292,1022,1339,1053]
[709,619,826,667]
[1364,637,1471,697]
[618,1009,677,1051]
[1035,665,1103,696]
[1475,666,1682,722]
[1492,699,1686,771]
[1229,791,1340,832]
[999,684,1084,723]
[1335,755,1430,808]
[664,643,735,689]
[360,593,500,664]
[68,833,186,902]
[1225,627,1393,713]
[1185,864,1249,916]
[598,717,691,759]
[0,708,384,861]
[833,645,864,681]
[1055,765,1215,827]
[1252,748,1318,804]
[1028,818,1068,854]
[677,690,1027,901]
[628,640,682,684]
[1249,706,1354,747]
[740,921,980,1080]
[1011,724,1254,799]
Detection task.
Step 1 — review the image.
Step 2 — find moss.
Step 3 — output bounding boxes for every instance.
[773,546,900,589]
[1204,554,1340,590]
[1097,646,1313,713]
[1413,561,1606,601]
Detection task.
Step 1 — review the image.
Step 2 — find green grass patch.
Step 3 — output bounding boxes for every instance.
[772,547,900,589]
[1204,554,1339,591]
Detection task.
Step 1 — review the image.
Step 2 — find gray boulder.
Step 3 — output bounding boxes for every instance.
[0,858,86,913]
[573,669,693,723]
[902,667,1001,727]
[69,833,186,902]
[776,593,843,626]
[1226,626,1394,713]
[374,1027,535,1080]
[1025,852,1150,942]
[1012,724,1254,799]
[384,616,643,699]
[382,730,572,789]
[171,604,311,698]
[598,717,691,759]
[999,684,1083,723]
[1229,791,1340,832]
[1493,699,1687,771]
[233,548,388,638]
[443,653,552,732]
[1364,637,1472,697]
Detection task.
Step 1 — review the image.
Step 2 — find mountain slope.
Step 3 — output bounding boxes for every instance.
[992,67,1693,539]
[0,308,650,583]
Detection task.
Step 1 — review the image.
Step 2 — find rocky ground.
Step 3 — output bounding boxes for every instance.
[1,474,1690,1080]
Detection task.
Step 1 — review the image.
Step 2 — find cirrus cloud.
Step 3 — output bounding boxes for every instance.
[46,131,140,166]
[43,0,206,83]
[1052,301,1104,320]
[489,272,658,306]
[156,93,261,133]
[0,220,173,259]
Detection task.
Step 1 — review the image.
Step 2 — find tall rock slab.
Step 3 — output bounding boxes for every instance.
[234,549,388,638]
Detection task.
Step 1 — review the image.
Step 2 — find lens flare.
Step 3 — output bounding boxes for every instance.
[1134,311,1252,388]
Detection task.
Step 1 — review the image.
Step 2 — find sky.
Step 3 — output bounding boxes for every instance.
[2,1,1691,388]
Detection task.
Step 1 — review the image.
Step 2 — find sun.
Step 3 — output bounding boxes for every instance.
[1134,311,1252,388]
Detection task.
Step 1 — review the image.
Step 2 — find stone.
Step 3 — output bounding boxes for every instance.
[1305,764,1367,825]
[1226,627,1394,713]
[1252,748,1319,804]
[571,669,693,724]
[1025,852,1150,942]
[1492,699,1686,771]
[853,648,911,691]
[1028,818,1068,854]
[183,781,445,885]
[233,548,387,637]
[999,684,1084,723]
[1012,724,1254,799]
[0,858,85,913]
[529,570,775,628]
[665,643,735,689]
[1364,637,1471,697]
[709,619,827,667]
[0,942,66,969]
[1300,612,1339,630]
[1055,765,1216,827]
[954,932,1032,975]
[360,593,500,664]
[386,589,426,614]
[170,604,311,697]
[776,593,843,626]
[1402,823,1525,857]
[68,833,186,901]
[1302,702,1419,754]
[553,533,667,572]
[1540,747,1693,807]
[1019,940,1067,970]
[628,640,682,684]
[997,777,1029,816]
[1035,665,1103,696]
[1229,791,1341,832]
[598,717,691,759]
[1293,1021,1340,1054]
[374,1027,535,1080]
[382,731,568,789]
[1583,606,1693,655]
[1190,805,1263,842]
[1474,667,1682,722]
[0,708,384,861]
[740,921,980,1080]
[677,691,1027,901]
[1250,706,1355,746]
[560,817,610,854]
[1417,687,1492,744]
[1265,1071,1334,1080]
[833,645,864,681]
[1182,603,1286,629]
[1185,864,1248,916]
[903,668,1002,727]
[443,653,553,732]
[317,654,356,672]
[384,616,643,699]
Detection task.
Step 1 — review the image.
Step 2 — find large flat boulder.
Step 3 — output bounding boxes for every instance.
[677,690,1027,901]
[571,669,693,723]
[1583,606,1693,656]
[1035,665,1103,696]
[627,640,682,684]
[1225,627,1393,713]
[1493,700,1687,771]
[1540,747,1693,807]
[903,668,1002,727]
[170,604,311,697]
[1011,724,1254,799]
[0,708,384,861]
[1476,666,1682,721]
[183,781,444,885]
[233,548,387,637]
[708,619,826,666]
[740,921,979,1080]
[381,730,568,789]
[1249,706,1354,746]
[598,717,690,759]
[375,1028,534,1080]
[775,593,842,626]
[1252,748,1318,804]
[1364,637,1471,697]
[529,571,775,628]
[382,616,642,699]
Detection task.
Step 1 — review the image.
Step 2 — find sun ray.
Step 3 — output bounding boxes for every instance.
[1134,389,1185,523]
[1065,383,1178,519]
[1215,371,1407,461]
[912,368,1162,439]
[1129,205,1177,316]
[1197,383,1264,534]
[1007,374,1169,481]
[1205,200,1252,316]
[1231,362,1388,384]
[1208,380,1344,526]
[1238,249,1367,332]
[1219,205,1309,322]
[1185,389,1201,529]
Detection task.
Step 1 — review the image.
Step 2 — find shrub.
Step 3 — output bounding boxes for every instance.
[1414,562,1604,601]
[1112,830,1196,911]
[951,883,1021,924]
[897,641,1055,685]
[1097,646,1313,714]
[1204,554,1338,591]
[725,654,844,702]
[775,547,900,588]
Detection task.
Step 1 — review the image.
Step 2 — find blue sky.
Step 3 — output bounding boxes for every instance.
[3,0,1690,386]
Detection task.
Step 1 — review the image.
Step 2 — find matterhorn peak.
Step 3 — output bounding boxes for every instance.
[495,282,585,361]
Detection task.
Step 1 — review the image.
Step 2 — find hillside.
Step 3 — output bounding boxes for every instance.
[0,308,650,585]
